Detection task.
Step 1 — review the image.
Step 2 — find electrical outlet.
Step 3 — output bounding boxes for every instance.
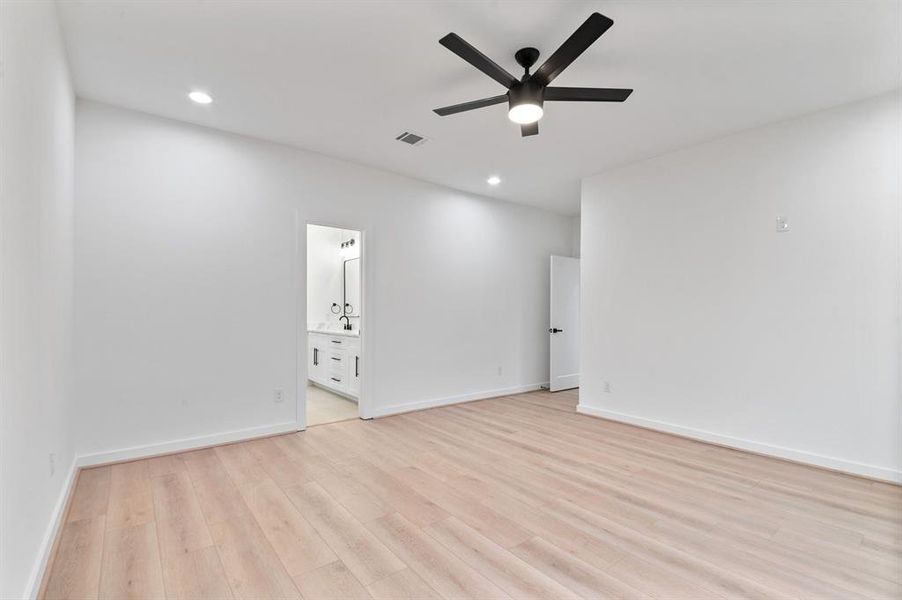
[273,389,284,403]
[49,452,55,476]
[603,381,613,393]
[776,216,790,233]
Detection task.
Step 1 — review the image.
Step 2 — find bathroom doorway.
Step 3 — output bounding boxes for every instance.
[304,223,363,426]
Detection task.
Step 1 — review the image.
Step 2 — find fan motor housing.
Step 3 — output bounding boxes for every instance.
[508,79,544,111]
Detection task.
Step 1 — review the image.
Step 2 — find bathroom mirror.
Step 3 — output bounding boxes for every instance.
[343,258,360,317]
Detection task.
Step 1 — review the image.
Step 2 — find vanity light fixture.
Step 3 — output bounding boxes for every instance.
[339,238,356,258]
[487,175,501,186]
[188,90,213,104]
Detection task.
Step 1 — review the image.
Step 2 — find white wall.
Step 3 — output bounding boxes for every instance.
[74,101,573,459]
[0,2,76,597]
[570,216,581,258]
[580,92,902,482]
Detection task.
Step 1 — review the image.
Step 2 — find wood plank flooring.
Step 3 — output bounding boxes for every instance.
[306,383,359,427]
[41,390,902,599]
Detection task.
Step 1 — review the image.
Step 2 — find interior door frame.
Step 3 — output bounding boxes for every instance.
[296,213,371,430]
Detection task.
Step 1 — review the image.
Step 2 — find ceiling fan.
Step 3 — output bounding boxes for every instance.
[433,12,632,137]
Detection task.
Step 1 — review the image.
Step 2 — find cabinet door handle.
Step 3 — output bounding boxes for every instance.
[331,340,342,344]
[331,357,340,361]
[313,348,318,366]
[355,356,359,377]
[331,377,341,383]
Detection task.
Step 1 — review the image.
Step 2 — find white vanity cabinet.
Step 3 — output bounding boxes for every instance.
[308,331,360,400]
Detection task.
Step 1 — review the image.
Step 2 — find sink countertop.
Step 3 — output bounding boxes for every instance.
[307,328,360,338]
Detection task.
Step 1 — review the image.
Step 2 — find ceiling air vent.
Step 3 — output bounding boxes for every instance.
[395,131,428,147]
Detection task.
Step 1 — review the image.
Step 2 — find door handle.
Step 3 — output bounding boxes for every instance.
[548,328,563,333]
[313,348,318,365]
[355,356,359,377]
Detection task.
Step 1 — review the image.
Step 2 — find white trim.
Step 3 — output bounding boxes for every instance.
[295,210,307,431]
[24,456,78,600]
[371,383,548,418]
[576,404,902,484]
[75,421,299,468]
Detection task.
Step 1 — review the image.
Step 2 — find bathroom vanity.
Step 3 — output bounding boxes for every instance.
[306,225,361,402]
[308,330,360,399]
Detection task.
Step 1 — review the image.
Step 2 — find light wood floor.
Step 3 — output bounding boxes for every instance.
[41,390,902,599]
[306,383,358,427]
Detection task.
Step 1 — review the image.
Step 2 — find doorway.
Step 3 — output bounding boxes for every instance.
[304,223,363,426]
[549,255,580,391]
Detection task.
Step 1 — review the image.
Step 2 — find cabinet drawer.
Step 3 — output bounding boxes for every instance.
[326,373,347,391]
[328,350,346,372]
[308,332,359,349]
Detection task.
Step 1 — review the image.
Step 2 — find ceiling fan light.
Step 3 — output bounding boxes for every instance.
[508,103,544,124]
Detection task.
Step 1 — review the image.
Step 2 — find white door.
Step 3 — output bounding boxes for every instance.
[549,255,580,391]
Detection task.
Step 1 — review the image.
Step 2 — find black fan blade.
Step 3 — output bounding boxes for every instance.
[439,33,519,89]
[544,87,632,102]
[532,13,614,86]
[433,94,508,116]
[521,122,538,137]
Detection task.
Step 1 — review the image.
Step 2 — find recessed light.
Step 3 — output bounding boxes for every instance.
[188,91,213,104]
[487,175,501,186]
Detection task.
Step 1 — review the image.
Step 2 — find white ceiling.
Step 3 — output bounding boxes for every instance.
[57,0,901,215]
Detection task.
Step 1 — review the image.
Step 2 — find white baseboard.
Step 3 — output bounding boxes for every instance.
[25,456,78,600]
[76,421,300,468]
[371,383,547,418]
[576,404,901,484]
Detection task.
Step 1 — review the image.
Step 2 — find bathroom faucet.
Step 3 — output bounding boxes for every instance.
[339,315,351,330]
